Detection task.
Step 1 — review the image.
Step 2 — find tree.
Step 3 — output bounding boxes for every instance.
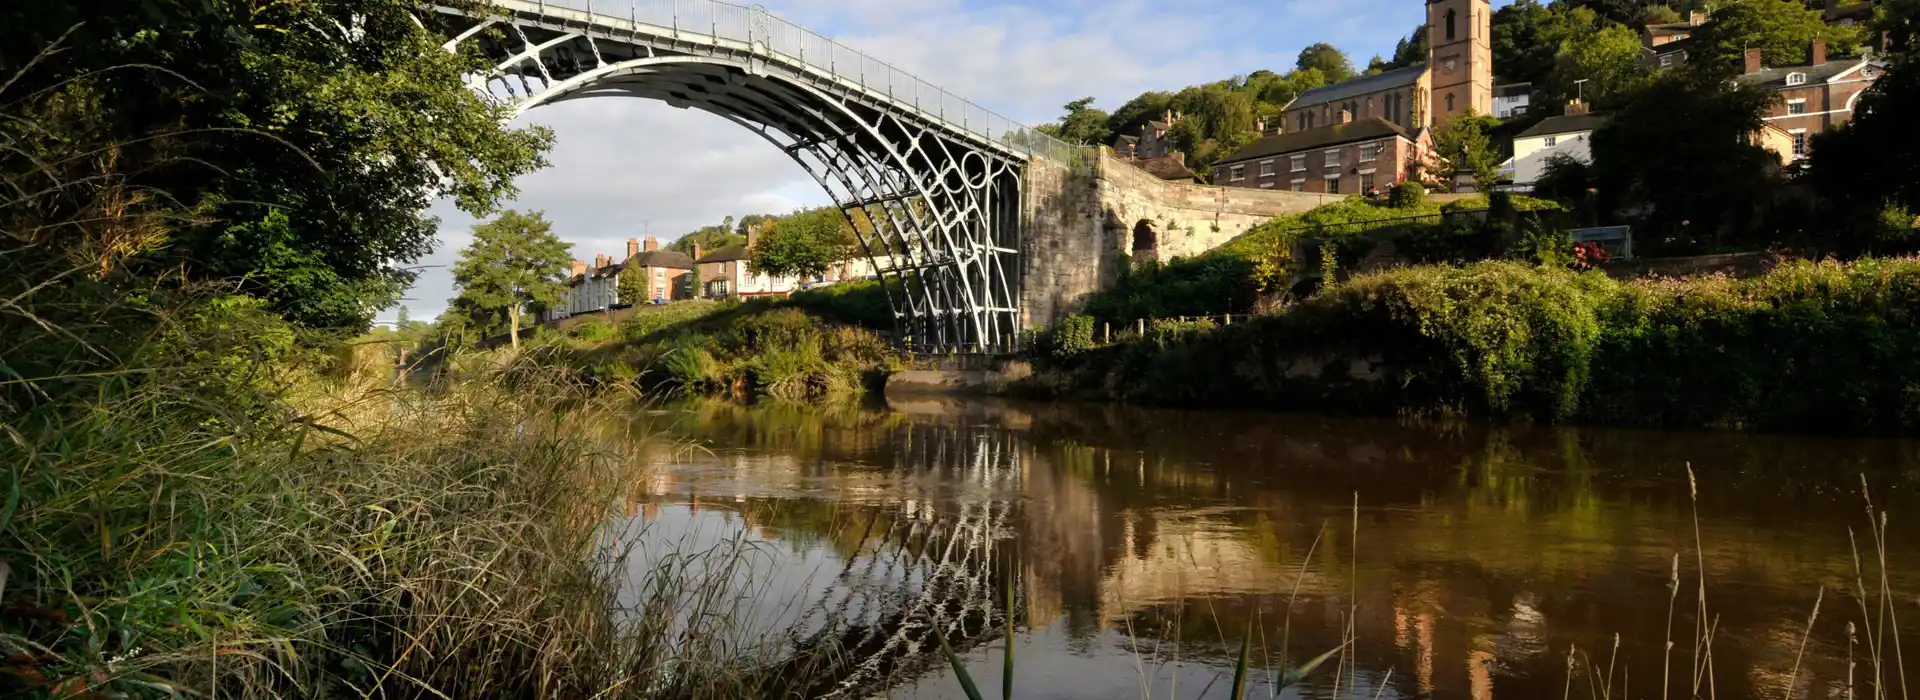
[450,211,572,350]
[1877,0,1920,53]
[1690,0,1860,76]
[749,207,857,280]
[2,0,553,333]
[618,264,649,305]
[1588,72,1781,252]
[396,306,414,331]
[1105,91,1176,139]
[1643,5,1684,25]
[1433,112,1502,190]
[1806,52,1920,253]
[1043,97,1113,146]
[1296,43,1356,83]
[1494,1,1603,107]
[1382,24,1430,71]
[1552,24,1656,109]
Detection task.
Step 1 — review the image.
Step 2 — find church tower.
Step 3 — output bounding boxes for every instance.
[1427,0,1493,128]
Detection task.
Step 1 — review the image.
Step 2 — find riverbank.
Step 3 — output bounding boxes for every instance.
[0,272,824,697]
[495,285,906,402]
[1012,257,1920,434]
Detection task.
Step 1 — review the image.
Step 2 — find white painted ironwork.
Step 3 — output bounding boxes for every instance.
[430,0,1087,351]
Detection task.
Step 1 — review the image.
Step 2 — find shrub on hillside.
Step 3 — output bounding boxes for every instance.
[1081,255,1259,324]
[787,280,893,329]
[1024,257,1920,433]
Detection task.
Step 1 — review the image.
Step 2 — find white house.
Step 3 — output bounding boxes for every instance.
[1493,83,1532,119]
[1496,107,1607,191]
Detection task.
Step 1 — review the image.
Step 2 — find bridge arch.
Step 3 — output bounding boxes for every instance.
[432,1,1072,352]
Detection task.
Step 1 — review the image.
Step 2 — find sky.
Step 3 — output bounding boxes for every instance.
[392,0,1517,323]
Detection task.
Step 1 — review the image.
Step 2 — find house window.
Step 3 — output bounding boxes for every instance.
[1787,99,1808,115]
[1260,182,1276,189]
[1544,135,1558,147]
[1359,172,1376,193]
[1324,149,1341,168]
[1786,72,1808,86]
[1360,142,1380,162]
[1230,164,1245,181]
[1290,178,1306,192]
[1324,176,1342,194]
[1291,155,1306,172]
[1259,159,1276,176]
[1790,129,1808,158]
[1659,55,1674,68]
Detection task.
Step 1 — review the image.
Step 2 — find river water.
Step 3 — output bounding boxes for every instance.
[613,396,1920,700]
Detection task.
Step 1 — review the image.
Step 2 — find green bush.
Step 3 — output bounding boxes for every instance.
[568,317,618,342]
[787,280,893,329]
[1388,181,1427,209]
[1047,314,1098,360]
[1081,254,1259,324]
[1020,257,1920,433]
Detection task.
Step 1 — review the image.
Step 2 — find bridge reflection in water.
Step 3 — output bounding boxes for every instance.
[616,398,1920,700]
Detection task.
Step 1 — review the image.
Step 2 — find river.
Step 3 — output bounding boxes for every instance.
[610,396,1920,700]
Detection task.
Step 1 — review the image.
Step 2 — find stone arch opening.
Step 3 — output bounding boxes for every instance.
[1131,219,1160,259]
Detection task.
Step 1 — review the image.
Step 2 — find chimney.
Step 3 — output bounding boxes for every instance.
[571,259,586,277]
[746,223,761,249]
[1565,98,1590,115]
[626,237,640,259]
[692,243,703,262]
[1744,48,1765,74]
[644,236,660,252]
[1810,40,1827,66]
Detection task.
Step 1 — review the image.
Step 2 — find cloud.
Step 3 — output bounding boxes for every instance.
[393,0,1437,321]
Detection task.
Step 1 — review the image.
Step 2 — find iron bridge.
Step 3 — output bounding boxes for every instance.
[429,0,1083,353]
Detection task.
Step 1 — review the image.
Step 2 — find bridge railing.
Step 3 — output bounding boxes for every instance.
[525,0,1085,166]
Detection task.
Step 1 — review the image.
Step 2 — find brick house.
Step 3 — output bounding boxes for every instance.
[1210,118,1424,195]
[539,236,694,323]
[1735,42,1885,161]
[621,236,694,303]
[1642,11,1707,71]
[1111,109,1198,182]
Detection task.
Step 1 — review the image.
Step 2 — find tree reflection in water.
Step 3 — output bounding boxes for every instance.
[615,397,1919,699]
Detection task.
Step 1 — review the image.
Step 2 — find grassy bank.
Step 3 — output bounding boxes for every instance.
[1018,257,1920,433]
[519,286,902,402]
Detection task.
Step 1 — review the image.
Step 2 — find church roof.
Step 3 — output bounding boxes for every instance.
[1289,64,1428,111]
[1216,118,1413,167]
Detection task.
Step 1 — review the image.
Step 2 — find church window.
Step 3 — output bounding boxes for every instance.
[1446,9,1458,41]
[1446,93,1456,113]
